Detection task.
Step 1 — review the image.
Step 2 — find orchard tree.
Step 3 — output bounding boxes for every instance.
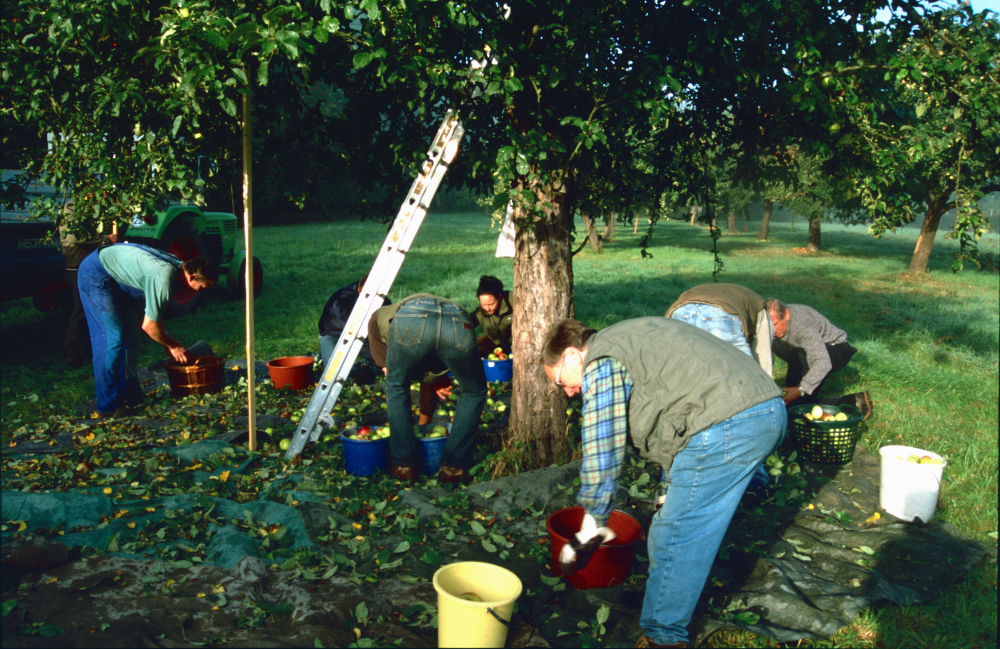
[818,4,1000,273]
[0,0,352,237]
[350,0,907,465]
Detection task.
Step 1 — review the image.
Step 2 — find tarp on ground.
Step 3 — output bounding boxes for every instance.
[2,440,992,644]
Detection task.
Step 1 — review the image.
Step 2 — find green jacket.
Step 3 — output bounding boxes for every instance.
[471,291,513,348]
[585,317,781,470]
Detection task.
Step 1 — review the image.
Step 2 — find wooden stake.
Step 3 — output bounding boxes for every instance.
[242,90,257,451]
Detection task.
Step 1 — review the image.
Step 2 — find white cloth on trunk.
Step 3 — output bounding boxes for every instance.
[495,202,516,258]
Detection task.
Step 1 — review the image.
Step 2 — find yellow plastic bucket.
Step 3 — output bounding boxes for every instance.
[433,561,523,648]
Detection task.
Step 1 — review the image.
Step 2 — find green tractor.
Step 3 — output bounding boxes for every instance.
[124,204,262,313]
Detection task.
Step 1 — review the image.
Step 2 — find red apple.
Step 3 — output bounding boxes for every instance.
[357,426,373,438]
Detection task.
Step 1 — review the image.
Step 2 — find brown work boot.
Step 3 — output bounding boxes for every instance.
[437,465,470,485]
[634,635,686,648]
[390,464,418,483]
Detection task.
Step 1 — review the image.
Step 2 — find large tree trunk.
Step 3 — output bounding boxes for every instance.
[509,178,575,467]
[807,216,821,251]
[727,210,737,234]
[580,213,602,253]
[909,206,945,274]
[602,214,614,242]
[758,199,773,240]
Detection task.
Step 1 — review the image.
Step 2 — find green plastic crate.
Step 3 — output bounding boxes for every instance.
[788,404,864,464]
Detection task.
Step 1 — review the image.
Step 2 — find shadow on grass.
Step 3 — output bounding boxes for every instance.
[574,268,998,364]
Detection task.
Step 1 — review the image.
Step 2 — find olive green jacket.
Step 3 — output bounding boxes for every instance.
[586,317,781,471]
[471,291,513,348]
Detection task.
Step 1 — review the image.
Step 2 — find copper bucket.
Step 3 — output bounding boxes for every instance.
[165,356,226,397]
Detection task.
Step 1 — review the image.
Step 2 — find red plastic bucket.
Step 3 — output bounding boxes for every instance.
[546,506,643,589]
[266,356,314,390]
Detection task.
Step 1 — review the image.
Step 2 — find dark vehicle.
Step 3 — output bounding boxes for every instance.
[1,171,262,312]
[0,172,67,310]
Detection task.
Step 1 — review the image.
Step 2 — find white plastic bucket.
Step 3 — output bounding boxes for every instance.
[433,561,522,648]
[878,445,947,522]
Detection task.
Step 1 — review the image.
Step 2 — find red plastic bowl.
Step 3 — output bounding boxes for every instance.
[546,506,644,589]
[266,356,315,390]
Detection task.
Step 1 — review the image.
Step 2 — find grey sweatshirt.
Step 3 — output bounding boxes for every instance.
[771,304,849,394]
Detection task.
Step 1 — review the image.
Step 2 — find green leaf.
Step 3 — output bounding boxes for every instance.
[171,115,183,137]
[258,59,270,85]
[38,624,65,638]
[397,574,421,583]
[470,521,487,536]
[419,549,443,564]
[735,611,760,625]
[355,601,369,623]
[596,604,609,624]
[353,52,374,69]
[539,574,561,587]
[482,539,497,553]
[232,67,248,85]
[1,600,16,617]
[227,22,259,46]
[314,638,326,649]
[504,78,524,93]
[360,0,380,21]
[393,541,410,554]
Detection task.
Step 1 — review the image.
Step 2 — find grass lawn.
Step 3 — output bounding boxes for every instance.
[1,212,997,647]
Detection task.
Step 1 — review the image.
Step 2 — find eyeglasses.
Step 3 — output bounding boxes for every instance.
[554,362,565,387]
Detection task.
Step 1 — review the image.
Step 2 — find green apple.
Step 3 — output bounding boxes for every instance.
[279,438,291,451]
[432,424,449,436]
[834,412,848,421]
[810,405,824,419]
[435,408,448,417]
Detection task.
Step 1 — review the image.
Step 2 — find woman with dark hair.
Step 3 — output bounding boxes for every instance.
[541,317,785,648]
[470,275,513,356]
[78,243,215,417]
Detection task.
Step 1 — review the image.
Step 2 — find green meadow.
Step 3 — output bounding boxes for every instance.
[1,213,997,647]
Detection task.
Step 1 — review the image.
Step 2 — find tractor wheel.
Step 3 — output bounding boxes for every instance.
[235,255,264,299]
[158,221,207,315]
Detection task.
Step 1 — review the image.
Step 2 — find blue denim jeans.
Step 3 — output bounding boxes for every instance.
[669,303,752,357]
[670,303,772,485]
[384,297,487,470]
[640,397,786,645]
[77,251,144,413]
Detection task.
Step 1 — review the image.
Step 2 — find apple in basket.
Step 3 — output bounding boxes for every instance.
[429,424,449,438]
[357,426,373,440]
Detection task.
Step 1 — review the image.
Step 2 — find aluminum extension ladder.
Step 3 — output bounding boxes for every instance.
[283,111,466,458]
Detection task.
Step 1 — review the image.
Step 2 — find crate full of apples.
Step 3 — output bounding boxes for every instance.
[788,403,864,464]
